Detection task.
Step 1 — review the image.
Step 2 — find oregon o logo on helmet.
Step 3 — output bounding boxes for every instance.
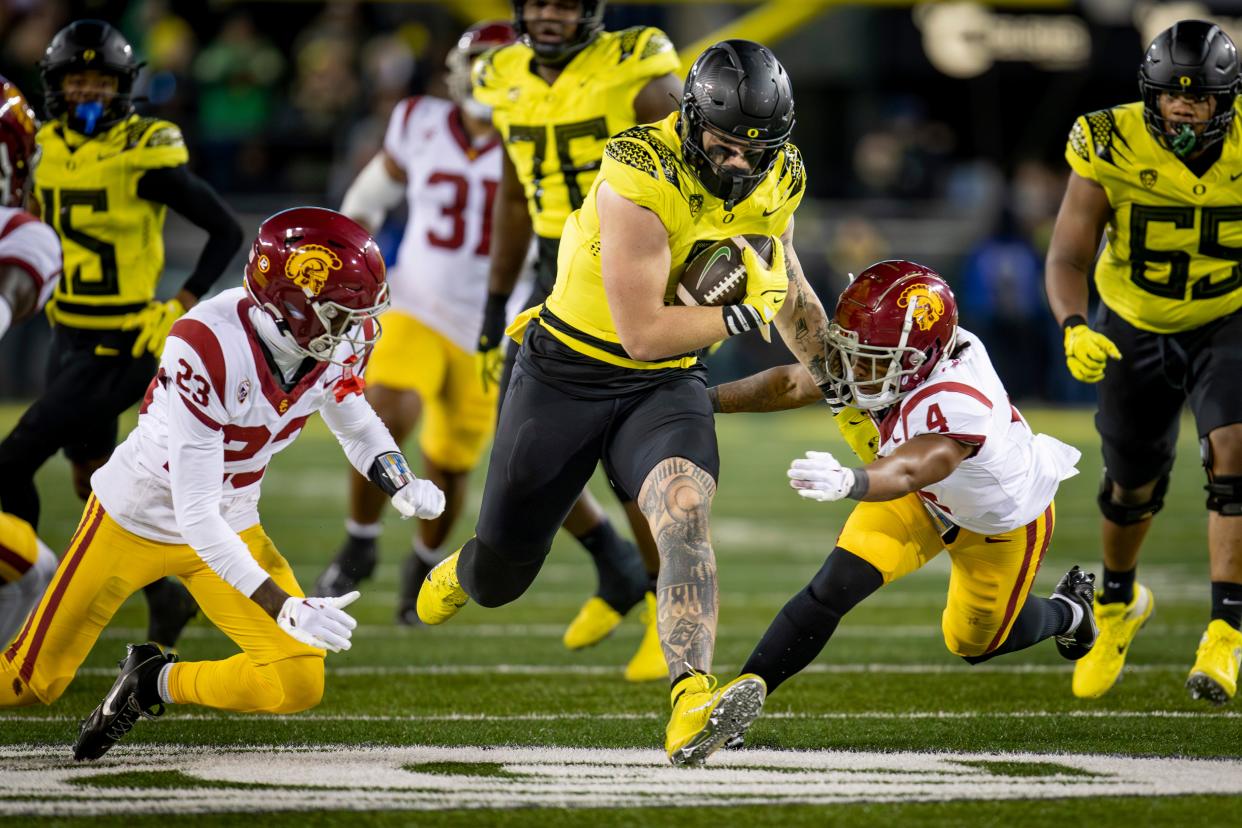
[285,244,342,297]
[897,284,945,331]
[83,48,95,62]
[1180,75,1192,87]
[746,127,759,138]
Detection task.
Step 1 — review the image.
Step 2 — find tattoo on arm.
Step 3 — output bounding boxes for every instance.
[638,458,719,679]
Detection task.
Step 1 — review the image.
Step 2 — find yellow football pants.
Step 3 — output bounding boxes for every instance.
[0,512,40,585]
[838,493,1055,657]
[365,310,498,472]
[0,495,324,711]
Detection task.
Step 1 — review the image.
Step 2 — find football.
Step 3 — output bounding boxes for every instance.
[674,234,774,307]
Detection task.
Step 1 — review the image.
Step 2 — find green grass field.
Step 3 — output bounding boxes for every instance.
[2,402,1240,825]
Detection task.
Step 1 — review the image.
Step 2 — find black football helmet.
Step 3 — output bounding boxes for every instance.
[679,40,795,209]
[511,0,605,66]
[39,20,143,136]
[1138,19,1240,157]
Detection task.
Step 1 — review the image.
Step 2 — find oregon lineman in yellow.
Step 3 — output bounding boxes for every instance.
[1047,20,1242,704]
[470,0,683,679]
[419,41,838,766]
[0,20,242,651]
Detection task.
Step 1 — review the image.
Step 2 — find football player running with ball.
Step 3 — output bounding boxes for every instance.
[0,209,445,762]
[470,0,683,679]
[314,21,517,624]
[709,262,1094,757]
[418,41,842,765]
[1046,20,1242,704]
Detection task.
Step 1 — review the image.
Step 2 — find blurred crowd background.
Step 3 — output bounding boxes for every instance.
[0,0,1235,401]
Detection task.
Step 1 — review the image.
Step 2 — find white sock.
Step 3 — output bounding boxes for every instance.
[345,519,383,540]
[1051,594,1084,635]
[157,663,176,705]
[412,539,441,567]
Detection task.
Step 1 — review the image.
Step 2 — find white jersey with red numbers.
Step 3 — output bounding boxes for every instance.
[873,329,1081,536]
[0,205,61,313]
[384,95,502,352]
[92,287,399,596]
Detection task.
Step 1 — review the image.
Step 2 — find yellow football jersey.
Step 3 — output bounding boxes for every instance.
[472,26,679,239]
[540,111,806,370]
[1066,101,1242,333]
[35,114,189,330]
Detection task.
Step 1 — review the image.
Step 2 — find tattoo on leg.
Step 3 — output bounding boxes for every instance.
[639,458,718,680]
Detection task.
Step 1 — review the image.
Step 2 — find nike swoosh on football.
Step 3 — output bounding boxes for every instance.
[983,537,1007,543]
[698,247,733,289]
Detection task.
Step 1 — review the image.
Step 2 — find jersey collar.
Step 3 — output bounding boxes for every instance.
[236,297,328,414]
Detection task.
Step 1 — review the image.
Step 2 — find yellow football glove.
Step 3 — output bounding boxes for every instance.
[476,345,504,394]
[476,292,510,394]
[739,235,788,343]
[123,298,185,358]
[1063,321,1121,383]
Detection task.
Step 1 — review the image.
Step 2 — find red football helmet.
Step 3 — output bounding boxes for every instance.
[825,259,958,411]
[243,207,389,364]
[0,77,39,208]
[445,20,516,114]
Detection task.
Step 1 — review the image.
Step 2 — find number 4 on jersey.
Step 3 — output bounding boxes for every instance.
[926,403,949,433]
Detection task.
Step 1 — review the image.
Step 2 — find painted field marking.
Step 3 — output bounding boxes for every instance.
[8,709,1240,724]
[2,744,1240,815]
[67,661,1195,678]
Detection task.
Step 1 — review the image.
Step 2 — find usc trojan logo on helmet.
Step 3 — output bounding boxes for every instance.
[284,244,342,297]
[897,283,945,332]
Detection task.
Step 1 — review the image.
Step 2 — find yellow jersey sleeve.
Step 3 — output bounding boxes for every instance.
[1064,115,1098,182]
[471,45,511,111]
[612,26,680,84]
[129,118,189,171]
[599,135,682,233]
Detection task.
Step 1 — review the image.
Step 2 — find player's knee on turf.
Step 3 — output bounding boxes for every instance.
[267,655,325,714]
[1098,474,1168,525]
[942,616,992,659]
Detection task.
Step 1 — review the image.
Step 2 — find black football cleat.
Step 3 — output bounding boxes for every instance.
[1052,566,1099,661]
[314,535,378,597]
[395,550,434,626]
[143,578,199,651]
[74,643,176,761]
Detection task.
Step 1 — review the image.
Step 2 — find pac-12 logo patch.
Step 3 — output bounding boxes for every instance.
[897,284,945,331]
[285,244,341,297]
[237,379,251,405]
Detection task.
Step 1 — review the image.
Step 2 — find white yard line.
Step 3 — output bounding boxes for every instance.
[7,709,1238,723]
[67,661,1192,677]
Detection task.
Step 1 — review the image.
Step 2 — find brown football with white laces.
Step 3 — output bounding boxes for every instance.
[674,234,773,307]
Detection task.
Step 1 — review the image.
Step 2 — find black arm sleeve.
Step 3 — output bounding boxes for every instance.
[136,165,245,299]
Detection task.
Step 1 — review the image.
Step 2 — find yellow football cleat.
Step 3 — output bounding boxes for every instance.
[1186,619,1242,706]
[624,593,665,683]
[1072,584,1154,699]
[563,597,622,650]
[415,549,469,625]
[665,671,766,767]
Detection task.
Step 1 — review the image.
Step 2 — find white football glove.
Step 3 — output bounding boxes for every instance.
[276,591,361,652]
[391,478,446,520]
[788,450,856,502]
